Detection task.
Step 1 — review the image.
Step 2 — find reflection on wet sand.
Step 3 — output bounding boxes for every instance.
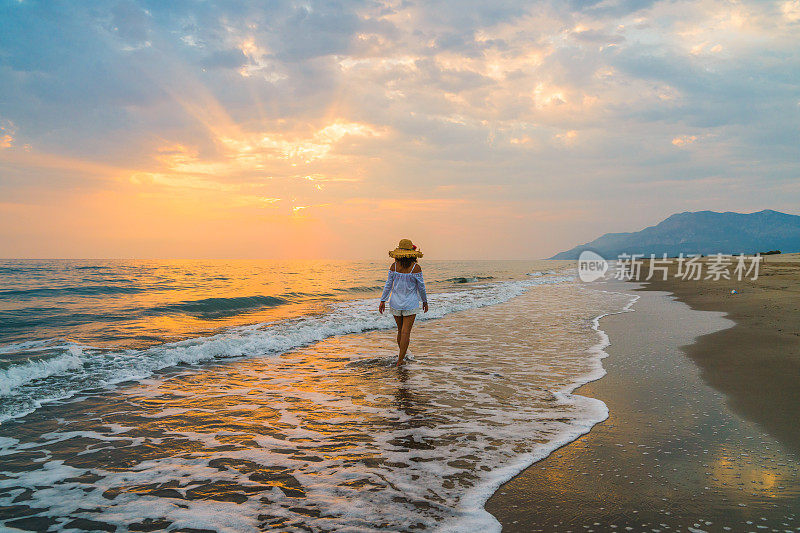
[394,367,417,416]
[486,285,800,532]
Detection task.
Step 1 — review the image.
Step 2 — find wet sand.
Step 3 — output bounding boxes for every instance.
[486,281,800,532]
[636,258,800,458]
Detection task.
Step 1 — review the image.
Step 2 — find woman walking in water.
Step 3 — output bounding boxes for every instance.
[379,239,429,366]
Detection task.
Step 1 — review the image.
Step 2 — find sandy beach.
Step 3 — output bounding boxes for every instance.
[637,255,800,457]
[487,277,800,532]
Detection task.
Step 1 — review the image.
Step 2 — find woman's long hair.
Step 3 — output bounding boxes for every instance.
[396,256,417,269]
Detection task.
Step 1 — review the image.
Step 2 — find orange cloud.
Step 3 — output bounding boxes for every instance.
[123,120,385,207]
[672,135,698,146]
[783,0,800,22]
[1,119,16,148]
[555,130,578,144]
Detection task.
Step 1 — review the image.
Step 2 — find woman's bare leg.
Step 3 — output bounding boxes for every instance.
[397,314,416,366]
[393,315,403,347]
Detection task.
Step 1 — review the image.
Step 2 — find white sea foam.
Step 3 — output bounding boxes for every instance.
[439,286,640,532]
[0,281,637,532]
[0,345,85,396]
[0,272,572,422]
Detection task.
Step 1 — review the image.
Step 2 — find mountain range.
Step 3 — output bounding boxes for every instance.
[549,210,800,260]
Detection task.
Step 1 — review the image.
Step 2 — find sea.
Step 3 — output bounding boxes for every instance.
[0,259,634,532]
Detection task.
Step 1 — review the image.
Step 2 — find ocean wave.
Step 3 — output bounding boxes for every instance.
[281,290,334,299]
[445,276,495,284]
[0,346,85,396]
[527,270,556,277]
[0,338,79,355]
[0,294,293,336]
[0,273,574,423]
[0,265,53,273]
[147,295,289,319]
[0,310,131,335]
[336,285,385,293]
[0,285,145,299]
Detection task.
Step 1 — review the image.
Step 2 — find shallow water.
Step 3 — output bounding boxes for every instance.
[0,263,634,532]
[0,260,545,348]
[0,260,560,423]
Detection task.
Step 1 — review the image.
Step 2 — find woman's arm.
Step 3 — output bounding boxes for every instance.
[380,267,394,303]
[413,265,428,311]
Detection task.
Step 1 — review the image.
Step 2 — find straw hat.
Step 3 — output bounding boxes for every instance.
[389,239,423,258]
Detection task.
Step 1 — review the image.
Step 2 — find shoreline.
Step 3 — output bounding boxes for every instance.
[485,280,800,531]
[451,288,640,532]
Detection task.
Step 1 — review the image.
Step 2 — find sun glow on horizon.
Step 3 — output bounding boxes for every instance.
[0,0,797,259]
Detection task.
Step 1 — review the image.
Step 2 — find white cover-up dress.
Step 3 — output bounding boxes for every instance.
[380,265,428,315]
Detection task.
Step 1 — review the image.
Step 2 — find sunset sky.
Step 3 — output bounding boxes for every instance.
[1,0,798,259]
